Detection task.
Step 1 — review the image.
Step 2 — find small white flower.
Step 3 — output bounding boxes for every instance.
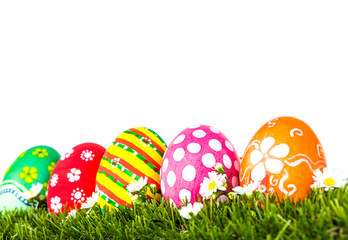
[311,167,346,191]
[50,174,59,187]
[126,177,148,193]
[67,209,77,219]
[178,202,204,219]
[81,150,95,161]
[199,171,227,200]
[81,192,98,209]
[213,163,226,174]
[233,181,260,196]
[23,182,43,199]
[50,196,62,213]
[67,168,81,182]
[131,194,139,201]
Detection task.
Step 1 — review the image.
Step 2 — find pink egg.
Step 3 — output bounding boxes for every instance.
[160,125,240,207]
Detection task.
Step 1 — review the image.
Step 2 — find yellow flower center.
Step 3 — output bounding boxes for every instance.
[323,177,336,187]
[208,181,217,190]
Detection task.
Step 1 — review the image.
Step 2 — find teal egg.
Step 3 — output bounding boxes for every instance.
[0,145,60,211]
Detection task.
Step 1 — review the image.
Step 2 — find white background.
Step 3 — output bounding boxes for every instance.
[0,1,347,179]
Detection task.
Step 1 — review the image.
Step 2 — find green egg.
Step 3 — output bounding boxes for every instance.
[0,145,60,211]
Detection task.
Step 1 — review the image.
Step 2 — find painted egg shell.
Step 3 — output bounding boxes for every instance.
[160,125,240,207]
[96,127,167,211]
[240,116,327,201]
[47,143,105,213]
[0,145,60,211]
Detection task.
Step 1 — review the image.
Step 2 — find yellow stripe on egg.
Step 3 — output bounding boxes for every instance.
[108,144,160,184]
[117,132,162,166]
[96,172,132,204]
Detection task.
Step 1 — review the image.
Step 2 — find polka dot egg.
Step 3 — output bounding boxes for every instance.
[160,125,240,207]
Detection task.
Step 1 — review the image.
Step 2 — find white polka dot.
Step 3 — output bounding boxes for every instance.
[223,155,232,169]
[202,153,216,168]
[192,130,206,138]
[161,180,166,194]
[225,140,234,152]
[162,158,169,173]
[173,148,185,161]
[173,134,185,144]
[209,139,222,151]
[182,165,196,182]
[167,171,176,187]
[179,189,192,203]
[231,176,239,188]
[187,143,201,153]
[234,159,240,172]
[210,127,220,133]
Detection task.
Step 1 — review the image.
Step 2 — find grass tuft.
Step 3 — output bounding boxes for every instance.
[1,187,348,239]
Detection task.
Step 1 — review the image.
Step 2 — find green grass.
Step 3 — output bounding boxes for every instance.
[1,187,348,240]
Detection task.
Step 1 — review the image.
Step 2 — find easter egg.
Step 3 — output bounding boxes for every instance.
[240,116,327,201]
[160,125,240,207]
[47,143,105,213]
[0,146,60,211]
[96,127,167,211]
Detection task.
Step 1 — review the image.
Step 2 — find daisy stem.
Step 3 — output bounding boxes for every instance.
[225,174,233,191]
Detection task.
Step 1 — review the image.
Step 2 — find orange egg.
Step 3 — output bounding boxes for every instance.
[240,116,327,201]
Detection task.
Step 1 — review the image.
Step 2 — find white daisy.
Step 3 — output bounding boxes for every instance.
[81,192,98,209]
[311,167,346,191]
[178,202,204,219]
[233,181,260,196]
[199,171,227,200]
[23,182,43,199]
[126,177,148,193]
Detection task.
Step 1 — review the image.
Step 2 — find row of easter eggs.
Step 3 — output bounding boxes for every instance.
[0,116,327,213]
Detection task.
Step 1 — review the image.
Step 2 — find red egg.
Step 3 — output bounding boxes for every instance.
[47,143,105,213]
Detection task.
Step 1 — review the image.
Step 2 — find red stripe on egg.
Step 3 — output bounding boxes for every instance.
[97,184,130,207]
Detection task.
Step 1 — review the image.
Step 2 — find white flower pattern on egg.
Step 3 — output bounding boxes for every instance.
[249,137,290,182]
[81,150,95,161]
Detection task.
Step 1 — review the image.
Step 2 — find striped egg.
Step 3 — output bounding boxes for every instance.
[96,127,167,211]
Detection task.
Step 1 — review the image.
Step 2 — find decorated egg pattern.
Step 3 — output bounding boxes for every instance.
[96,127,167,211]
[160,125,240,207]
[0,145,60,210]
[47,143,105,213]
[240,116,327,201]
